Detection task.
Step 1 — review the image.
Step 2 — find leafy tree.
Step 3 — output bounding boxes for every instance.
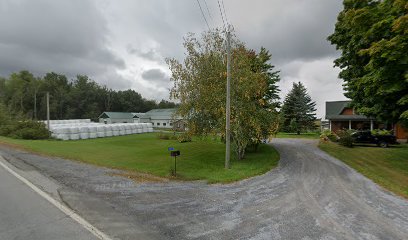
[328,0,408,126]
[166,29,280,160]
[281,82,316,134]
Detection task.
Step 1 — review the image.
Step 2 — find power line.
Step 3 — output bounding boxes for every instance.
[217,0,226,31]
[196,0,211,31]
[221,0,229,26]
[203,0,213,22]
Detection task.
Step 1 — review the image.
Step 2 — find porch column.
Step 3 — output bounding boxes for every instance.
[349,120,352,130]
[329,120,332,131]
[370,120,374,131]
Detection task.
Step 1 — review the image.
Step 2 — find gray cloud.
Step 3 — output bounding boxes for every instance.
[126,45,162,62]
[0,0,347,114]
[0,0,125,83]
[141,68,166,81]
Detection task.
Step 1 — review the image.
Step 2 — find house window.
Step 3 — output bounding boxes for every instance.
[163,123,166,126]
[157,122,160,126]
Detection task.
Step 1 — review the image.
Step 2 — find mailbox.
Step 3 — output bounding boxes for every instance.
[170,150,180,157]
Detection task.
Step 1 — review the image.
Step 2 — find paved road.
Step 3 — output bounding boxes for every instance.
[0,162,98,240]
[1,139,407,239]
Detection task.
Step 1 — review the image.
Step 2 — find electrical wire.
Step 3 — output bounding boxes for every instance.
[196,0,211,31]
[217,0,226,31]
[221,0,229,27]
[203,0,213,21]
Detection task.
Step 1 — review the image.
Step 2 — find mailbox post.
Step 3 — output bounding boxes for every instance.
[170,150,180,176]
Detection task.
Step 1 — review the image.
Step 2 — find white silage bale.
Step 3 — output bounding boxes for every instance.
[88,126,97,139]
[112,125,119,136]
[97,125,105,138]
[105,125,113,137]
[135,124,142,134]
[130,124,137,134]
[79,126,89,140]
[57,127,69,140]
[69,127,80,140]
[125,124,132,135]
[119,124,126,135]
[147,123,154,132]
[142,123,149,133]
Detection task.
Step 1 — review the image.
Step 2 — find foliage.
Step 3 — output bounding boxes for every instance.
[328,0,408,126]
[166,29,280,160]
[371,129,392,135]
[0,133,280,183]
[337,129,354,147]
[177,133,192,143]
[0,120,50,140]
[320,130,339,142]
[281,82,317,134]
[0,71,177,120]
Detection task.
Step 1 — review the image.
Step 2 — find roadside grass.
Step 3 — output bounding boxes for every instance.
[0,133,279,183]
[275,132,320,139]
[319,141,408,198]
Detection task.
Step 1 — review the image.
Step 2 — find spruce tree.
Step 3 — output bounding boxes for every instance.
[281,82,316,134]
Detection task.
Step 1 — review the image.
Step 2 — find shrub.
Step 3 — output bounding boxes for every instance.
[320,130,338,142]
[337,129,354,148]
[177,133,192,143]
[0,121,50,140]
[14,121,50,140]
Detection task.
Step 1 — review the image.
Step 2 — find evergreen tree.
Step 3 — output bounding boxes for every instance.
[281,82,316,134]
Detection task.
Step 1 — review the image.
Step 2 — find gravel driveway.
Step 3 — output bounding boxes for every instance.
[1,138,407,240]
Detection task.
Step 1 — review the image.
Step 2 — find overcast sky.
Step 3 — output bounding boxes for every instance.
[0,0,348,118]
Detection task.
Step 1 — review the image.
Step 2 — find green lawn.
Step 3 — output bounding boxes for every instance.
[319,141,408,198]
[0,133,279,183]
[275,132,320,139]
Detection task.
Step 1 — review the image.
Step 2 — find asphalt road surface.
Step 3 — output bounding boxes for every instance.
[0,162,98,240]
[0,138,407,240]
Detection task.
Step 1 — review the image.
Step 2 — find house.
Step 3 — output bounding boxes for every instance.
[325,101,408,139]
[98,112,137,124]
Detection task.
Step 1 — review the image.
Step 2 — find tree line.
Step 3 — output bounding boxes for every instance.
[0,71,177,120]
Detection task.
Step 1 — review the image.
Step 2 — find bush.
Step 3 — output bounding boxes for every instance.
[337,130,354,148]
[320,130,338,142]
[177,133,192,143]
[0,121,50,140]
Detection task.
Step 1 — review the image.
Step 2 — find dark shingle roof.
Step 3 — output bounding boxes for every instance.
[325,101,374,120]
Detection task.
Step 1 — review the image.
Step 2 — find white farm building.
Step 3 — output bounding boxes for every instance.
[99,108,182,129]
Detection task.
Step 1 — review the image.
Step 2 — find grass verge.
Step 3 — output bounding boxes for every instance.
[319,141,408,198]
[0,133,279,183]
[275,132,320,139]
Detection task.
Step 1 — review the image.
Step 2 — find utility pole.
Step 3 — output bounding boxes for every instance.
[33,89,37,120]
[46,92,50,130]
[225,27,231,169]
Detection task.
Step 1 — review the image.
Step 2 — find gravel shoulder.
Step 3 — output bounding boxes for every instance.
[1,138,407,240]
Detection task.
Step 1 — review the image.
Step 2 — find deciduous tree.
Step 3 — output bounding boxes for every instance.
[166,29,280,160]
[328,0,408,126]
